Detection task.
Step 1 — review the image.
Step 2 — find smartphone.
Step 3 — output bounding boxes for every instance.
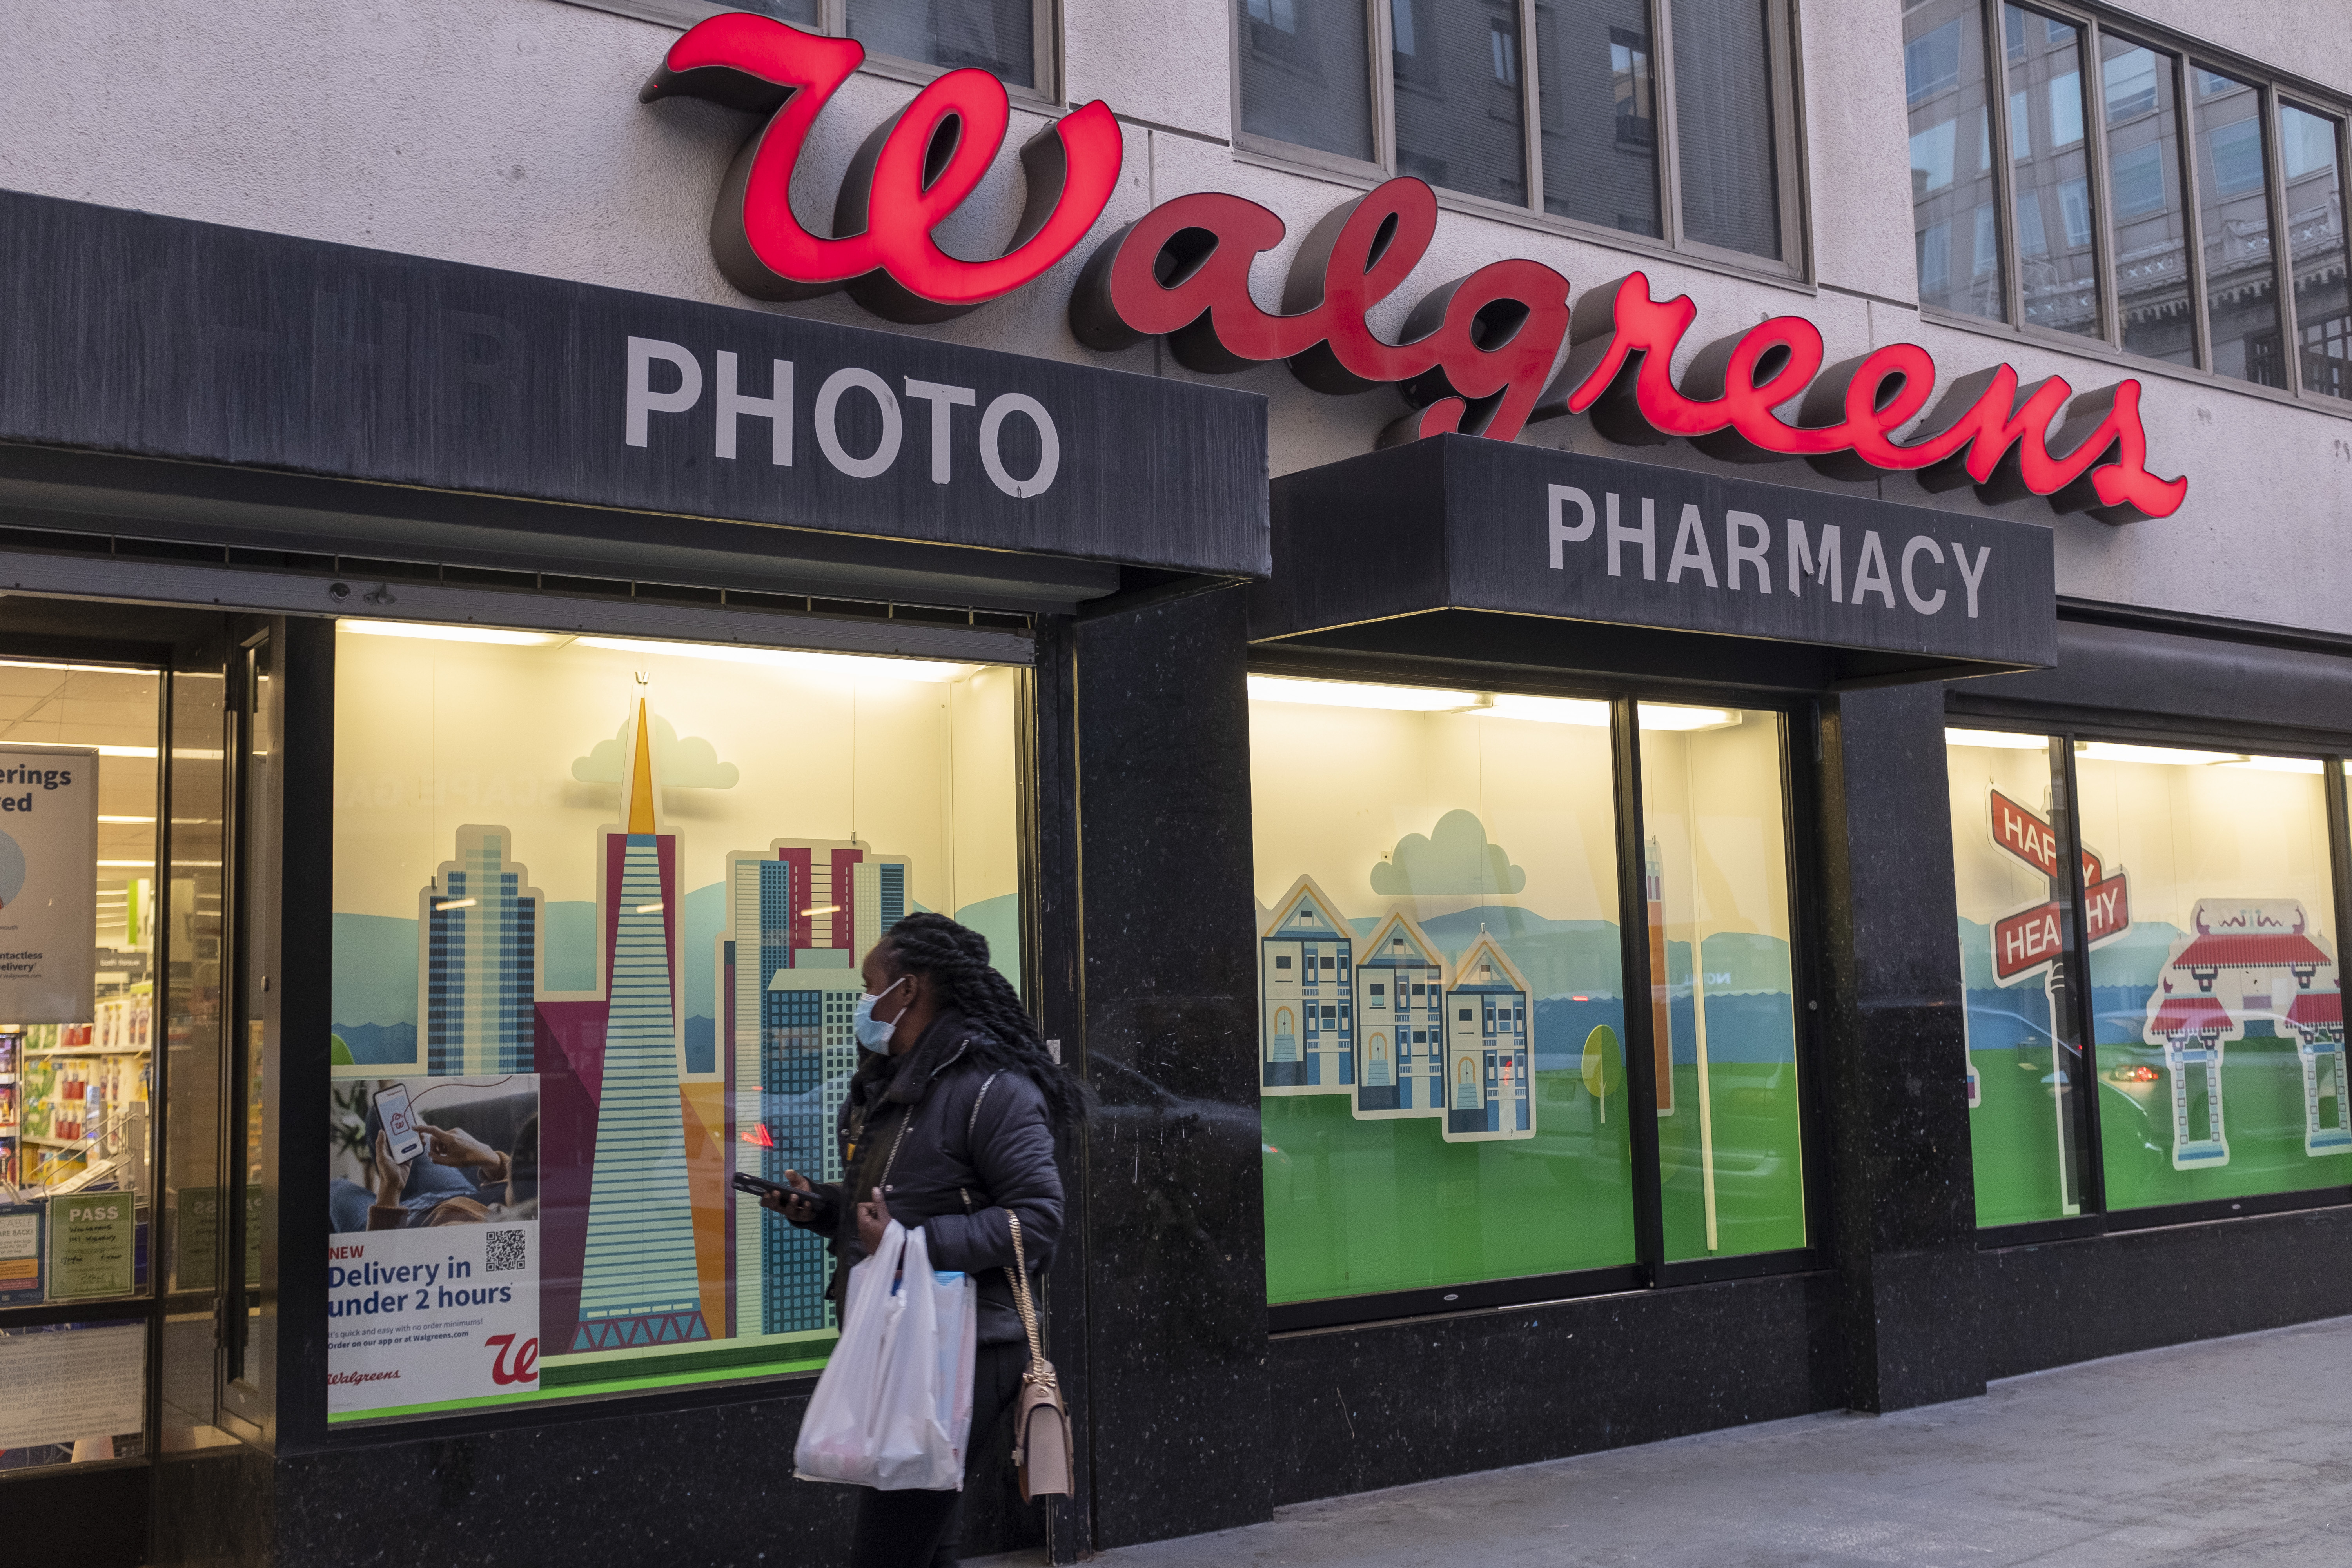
[374,1083,425,1164]
[733,1172,820,1205]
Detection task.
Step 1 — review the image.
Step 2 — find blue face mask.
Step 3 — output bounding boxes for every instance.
[852,977,907,1050]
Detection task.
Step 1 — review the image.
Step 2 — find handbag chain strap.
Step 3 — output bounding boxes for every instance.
[1004,1212,1054,1388]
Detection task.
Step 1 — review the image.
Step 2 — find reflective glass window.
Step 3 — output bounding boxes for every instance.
[2004,6,2100,337]
[328,623,1021,1421]
[1393,0,1530,205]
[2193,69,2287,387]
[848,0,1035,86]
[2281,103,2350,400]
[1639,703,1803,1260]
[1537,0,1662,237]
[2073,744,2342,1210]
[1238,0,1378,162]
[1672,0,1783,258]
[1250,678,1633,1304]
[1946,729,2097,1227]
[1907,0,2004,319]
[2102,38,2196,365]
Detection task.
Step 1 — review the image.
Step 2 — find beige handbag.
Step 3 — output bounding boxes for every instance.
[1003,1211,1072,1501]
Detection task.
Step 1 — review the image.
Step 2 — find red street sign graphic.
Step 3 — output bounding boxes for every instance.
[1989,789,2101,883]
[1993,873,2131,981]
[1066,185,2185,520]
[643,14,1123,322]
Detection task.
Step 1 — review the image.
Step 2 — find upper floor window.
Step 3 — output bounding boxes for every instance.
[1904,0,2351,403]
[580,0,1054,96]
[1234,0,1806,271]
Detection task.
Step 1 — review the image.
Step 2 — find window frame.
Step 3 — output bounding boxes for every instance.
[1248,659,1828,1335]
[1943,708,2352,1250]
[1227,0,1813,282]
[1917,0,2352,412]
[554,0,1066,109]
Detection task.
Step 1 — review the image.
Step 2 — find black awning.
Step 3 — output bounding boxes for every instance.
[1251,436,2058,689]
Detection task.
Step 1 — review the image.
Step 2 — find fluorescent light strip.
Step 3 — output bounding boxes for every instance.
[633,902,664,914]
[2226,755,2326,775]
[1474,694,1611,727]
[575,635,973,684]
[1637,705,1737,732]
[2076,741,2247,767]
[1247,675,1482,711]
[435,898,477,912]
[98,815,156,824]
[1946,727,2050,751]
[802,904,841,916]
[343,620,561,647]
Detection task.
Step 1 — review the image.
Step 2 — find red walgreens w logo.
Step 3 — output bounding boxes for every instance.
[642,14,1124,323]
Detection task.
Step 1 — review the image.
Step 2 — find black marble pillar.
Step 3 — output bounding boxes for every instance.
[1816,684,1986,1412]
[1069,585,1274,1549]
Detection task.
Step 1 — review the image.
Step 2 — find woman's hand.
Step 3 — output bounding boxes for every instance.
[370,1129,412,1202]
[761,1171,822,1223]
[856,1187,891,1254]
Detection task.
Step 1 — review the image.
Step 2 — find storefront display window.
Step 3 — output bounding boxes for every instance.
[1639,704,1804,1260]
[2073,743,2342,1210]
[1250,678,1635,1305]
[328,623,1022,1423]
[1946,728,2097,1227]
[1251,678,1811,1309]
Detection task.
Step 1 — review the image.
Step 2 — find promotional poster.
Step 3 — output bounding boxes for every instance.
[0,745,96,1025]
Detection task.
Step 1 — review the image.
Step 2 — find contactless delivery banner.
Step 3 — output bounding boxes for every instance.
[0,746,96,1024]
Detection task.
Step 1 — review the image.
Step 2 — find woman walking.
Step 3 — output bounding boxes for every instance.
[766,911,1085,1568]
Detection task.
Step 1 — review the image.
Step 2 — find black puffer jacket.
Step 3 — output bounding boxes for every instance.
[791,1009,1063,1345]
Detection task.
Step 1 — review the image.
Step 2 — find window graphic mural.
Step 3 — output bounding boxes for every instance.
[328,627,1020,1420]
[1953,730,2347,1227]
[1250,680,1805,1305]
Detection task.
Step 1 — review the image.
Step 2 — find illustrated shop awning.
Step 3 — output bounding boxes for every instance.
[0,189,1267,616]
[1249,437,2059,690]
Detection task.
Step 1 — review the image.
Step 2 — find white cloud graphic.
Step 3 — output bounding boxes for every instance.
[570,713,739,789]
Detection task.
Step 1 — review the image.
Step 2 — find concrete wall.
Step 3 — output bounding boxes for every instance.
[2,0,2347,628]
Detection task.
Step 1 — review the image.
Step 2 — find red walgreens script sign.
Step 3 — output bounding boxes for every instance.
[641,14,1122,323]
[1986,789,2129,980]
[1066,180,2185,522]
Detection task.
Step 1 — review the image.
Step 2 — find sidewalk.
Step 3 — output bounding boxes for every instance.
[1038,1314,2352,1568]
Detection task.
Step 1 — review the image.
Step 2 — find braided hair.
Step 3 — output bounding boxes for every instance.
[877,911,1092,1134]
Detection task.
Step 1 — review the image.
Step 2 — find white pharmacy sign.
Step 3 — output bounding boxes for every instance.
[0,746,97,1024]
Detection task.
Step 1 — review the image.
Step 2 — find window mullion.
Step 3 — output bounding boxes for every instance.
[823,0,846,42]
[2052,733,2109,1221]
[1650,0,1684,250]
[2178,53,2217,372]
[2327,760,2352,1044]
[1519,0,1543,216]
[1984,0,2025,330]
[1611,695,1667,1285]
[1368,0,1398,175]
[2081,20,2125,347]
[2261,86,2304,396]
[1767,0,1806,273]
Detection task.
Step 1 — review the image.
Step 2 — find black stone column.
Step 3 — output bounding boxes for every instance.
[1069,585,1274,1549]
[1816,683,1986,1412]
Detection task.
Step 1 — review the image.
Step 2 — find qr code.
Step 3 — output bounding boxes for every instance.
[485,1227,528,1274]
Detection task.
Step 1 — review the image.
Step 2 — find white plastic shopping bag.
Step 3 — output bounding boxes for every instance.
[794,1221,979,1490]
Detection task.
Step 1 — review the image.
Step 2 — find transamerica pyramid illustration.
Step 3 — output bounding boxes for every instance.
[571,697,713,1351]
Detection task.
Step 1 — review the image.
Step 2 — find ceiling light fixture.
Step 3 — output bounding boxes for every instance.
[1473,694,1612,727]
[342,621,561,647]
[1246,675,1484,712]
[2225,755,2325,775]
[1636,704,1739,732]
[575,635,973,683]
[1945,728,2051,750]
[2076,742,2246,767]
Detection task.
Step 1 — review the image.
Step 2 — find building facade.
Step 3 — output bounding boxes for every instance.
[1,0,2350,1563]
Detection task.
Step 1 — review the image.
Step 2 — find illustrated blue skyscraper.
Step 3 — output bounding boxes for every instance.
[421,827,542,1074]
[573,701,713,1351]
[721,840,907,1338]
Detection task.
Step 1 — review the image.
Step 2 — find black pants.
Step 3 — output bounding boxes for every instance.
[848,1339,1029,1568]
